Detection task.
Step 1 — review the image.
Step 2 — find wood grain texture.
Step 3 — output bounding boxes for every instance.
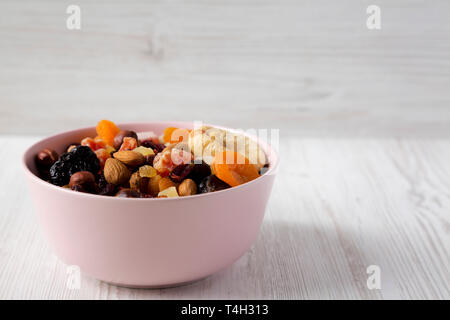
[0,0,450,137]
[1,136,448,299]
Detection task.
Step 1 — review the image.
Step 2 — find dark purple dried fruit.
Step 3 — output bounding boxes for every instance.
[49,146,101,186]
[189,161,211,184]
[170,164,193,183]
[198,175,230,194]
[114,130,138,150]
[144,154,155,166]
[140,140,165,154]
[115,188,141,198]
[99,183,117,196]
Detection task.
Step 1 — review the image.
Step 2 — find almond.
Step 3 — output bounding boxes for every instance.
[104,158,131,185]
[113,150,144,167]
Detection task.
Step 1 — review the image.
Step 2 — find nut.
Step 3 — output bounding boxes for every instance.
[113,151,144,167]
[104,158,131,185]
[69,171,96,190]
[148,174,162,196]
[129,172,149,193]
[158,176,178,192]
[114,130,138,150]
[35,148,59,168]
[178,179,197,197]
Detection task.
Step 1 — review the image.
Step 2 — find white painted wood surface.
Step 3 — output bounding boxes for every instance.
[0,136,449,299]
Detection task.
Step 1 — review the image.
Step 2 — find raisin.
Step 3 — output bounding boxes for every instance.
[140,140,165,154]
[170,164,193,183]
[198,175,230,194]
[49,146,101,186]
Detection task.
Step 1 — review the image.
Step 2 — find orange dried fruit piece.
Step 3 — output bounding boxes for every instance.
[163,127,189,144]
[212,151,260,187]
[119,137,138,151]
[96,120,120,146]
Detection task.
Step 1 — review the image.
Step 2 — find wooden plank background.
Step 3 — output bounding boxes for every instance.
[0,0,449,299]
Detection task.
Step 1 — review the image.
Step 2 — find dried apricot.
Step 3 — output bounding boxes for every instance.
[163,127,189,144]
[212,151,260,187]
[96,120,120,146]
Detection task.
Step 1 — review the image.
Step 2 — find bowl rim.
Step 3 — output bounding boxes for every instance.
[22,121,279,201]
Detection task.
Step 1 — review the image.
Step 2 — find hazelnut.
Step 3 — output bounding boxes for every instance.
[69,171,96,191]
[35,148,59,168]
[178,179,197,197]
[114,130,138,150]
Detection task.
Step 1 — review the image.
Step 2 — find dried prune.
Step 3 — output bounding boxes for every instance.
[49,146,101,186]
[189,161,211,184]
[140,140,165,154]
[198,175,230,194]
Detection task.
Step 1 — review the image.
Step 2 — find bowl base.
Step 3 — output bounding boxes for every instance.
[101,275,210,289]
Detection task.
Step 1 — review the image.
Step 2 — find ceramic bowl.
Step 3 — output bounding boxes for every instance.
[23,122,278,287]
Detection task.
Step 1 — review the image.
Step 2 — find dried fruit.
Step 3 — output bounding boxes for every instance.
[159,177,178,192]
[189,161,211,184]
[211,151,259,187]
[133,146,155,157]
[49,146,100,186]
[163,127,189,144]
[139,165,157,178]
[148,174,162,196]
[153,147,193,176]
[113,130,138,150]
[97,173,117,196]
[96,120,120,146]
[119,137,138,151]
[169,164,193,183]
[158,186,179,198]
[178,179,197,197]
[140,140,165,154]
[95,148,111,169]
[116,188,141,198]
[104,158,131,185]
[81,137,107,151]
[113,150,144,167]
[129,172,149,193]
[198,175,230,193]
[69,171,96,192]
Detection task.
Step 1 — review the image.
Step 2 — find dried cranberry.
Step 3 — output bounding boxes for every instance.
[170,164,193,182]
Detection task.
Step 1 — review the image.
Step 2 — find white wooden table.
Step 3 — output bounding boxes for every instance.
[1,136,449,299]
[1,0,450,299]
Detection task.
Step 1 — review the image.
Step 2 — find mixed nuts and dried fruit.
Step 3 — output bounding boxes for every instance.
[35,120,269,198]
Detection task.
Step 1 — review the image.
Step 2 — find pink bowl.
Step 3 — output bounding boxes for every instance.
[23,122,278,288]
